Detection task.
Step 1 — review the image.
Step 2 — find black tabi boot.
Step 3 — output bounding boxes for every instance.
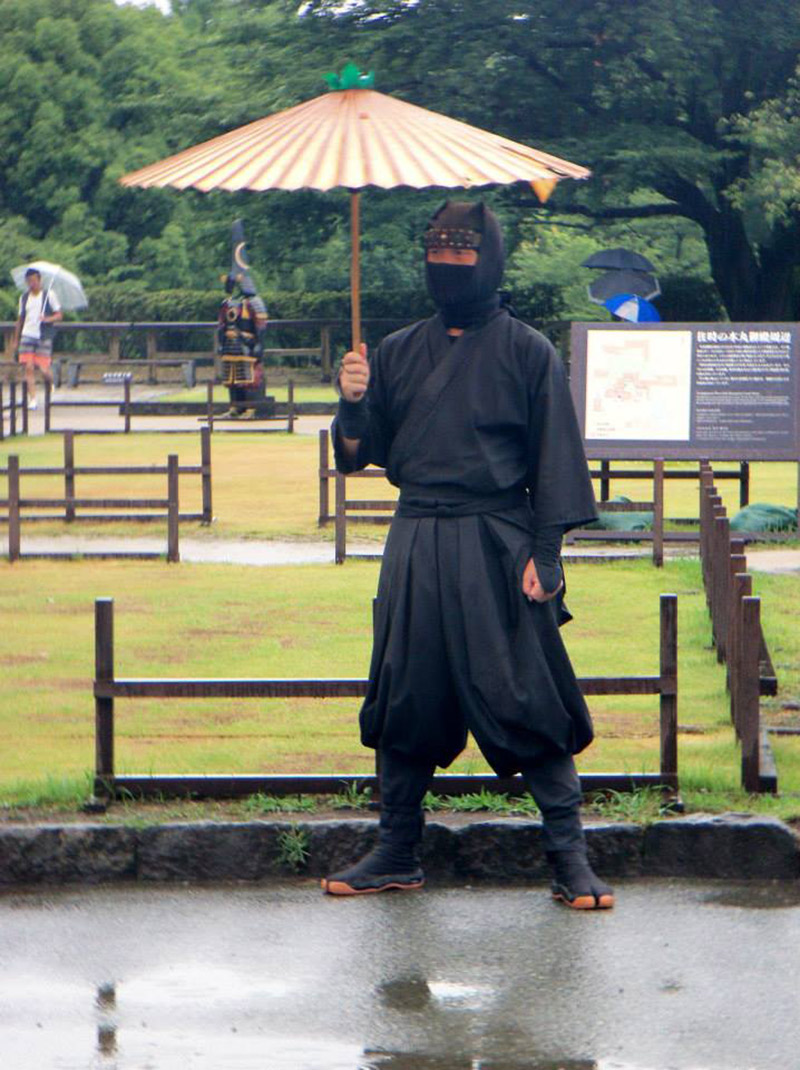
[547,850,614,911]
[321,808,425,896]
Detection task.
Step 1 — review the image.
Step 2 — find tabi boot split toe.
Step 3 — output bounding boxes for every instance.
[547,850,615,910]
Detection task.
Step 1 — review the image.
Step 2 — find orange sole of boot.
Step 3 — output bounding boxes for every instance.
[321,877,425,896]
[553,891,615,910]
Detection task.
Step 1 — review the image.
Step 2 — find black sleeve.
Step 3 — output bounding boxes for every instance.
[526,335,597,532]
[530,522,565,595]
[332,342,391,473]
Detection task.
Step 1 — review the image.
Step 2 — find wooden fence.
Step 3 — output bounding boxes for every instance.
[91,593,678,803]
[318,431,670,565]
[698,461,778,793]
[0,374,297,436]
[1,428,212,561]
[201,381,296,435]
[0,379,29,440]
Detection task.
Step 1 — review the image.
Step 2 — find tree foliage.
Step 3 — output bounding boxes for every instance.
[2,0,799,321]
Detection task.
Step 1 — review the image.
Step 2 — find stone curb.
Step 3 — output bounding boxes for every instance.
[0,814,797,886]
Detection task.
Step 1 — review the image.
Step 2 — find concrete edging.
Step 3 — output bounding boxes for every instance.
[0,814,798,886]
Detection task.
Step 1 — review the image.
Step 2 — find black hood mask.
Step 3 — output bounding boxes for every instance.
[424,201,505,329]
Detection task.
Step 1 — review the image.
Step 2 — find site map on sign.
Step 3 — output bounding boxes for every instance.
[584,329,693,441]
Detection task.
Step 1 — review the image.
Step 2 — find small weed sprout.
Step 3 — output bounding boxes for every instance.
[332,782,372,809]
[276,825,310,871]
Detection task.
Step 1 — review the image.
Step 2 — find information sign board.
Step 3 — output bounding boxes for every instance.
[569,323,799,460]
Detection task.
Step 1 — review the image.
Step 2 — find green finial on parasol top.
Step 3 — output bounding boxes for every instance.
[324,63,375,91]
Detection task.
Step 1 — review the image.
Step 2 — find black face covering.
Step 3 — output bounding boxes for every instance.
[424,202,505,329]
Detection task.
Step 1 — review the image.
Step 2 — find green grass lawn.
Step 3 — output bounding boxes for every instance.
[0,432,328,541]
[1,557,798,818]
[2,432,797,544]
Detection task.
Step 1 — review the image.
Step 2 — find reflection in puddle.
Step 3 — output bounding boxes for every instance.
[427,981,495,1006]
[361,1054,600,1069]
[96,982,116,1011]
[97,1021,117,1056]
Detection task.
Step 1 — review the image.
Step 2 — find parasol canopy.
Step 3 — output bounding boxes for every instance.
[121,65,591,345]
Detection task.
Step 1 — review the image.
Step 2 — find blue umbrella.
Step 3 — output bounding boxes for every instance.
[604,293,661,323]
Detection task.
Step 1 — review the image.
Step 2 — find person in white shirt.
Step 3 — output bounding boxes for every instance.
[11,267,62,409]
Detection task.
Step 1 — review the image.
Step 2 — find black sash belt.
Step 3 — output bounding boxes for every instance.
[397,485,527,518]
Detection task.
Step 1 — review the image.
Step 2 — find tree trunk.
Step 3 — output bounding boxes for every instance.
[703,206,799,321]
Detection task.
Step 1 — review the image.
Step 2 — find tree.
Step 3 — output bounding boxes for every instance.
[293,0,800,320]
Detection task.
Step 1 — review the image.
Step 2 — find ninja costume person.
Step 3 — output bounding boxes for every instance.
[217,220,268,418]
[323,201,613,910]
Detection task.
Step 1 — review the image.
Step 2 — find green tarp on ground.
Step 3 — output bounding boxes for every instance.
[730,503,798,533]
[586,496,653,531]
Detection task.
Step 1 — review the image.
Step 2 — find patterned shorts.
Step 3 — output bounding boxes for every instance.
[19,336,53,367]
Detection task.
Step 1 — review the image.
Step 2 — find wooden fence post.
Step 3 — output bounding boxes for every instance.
[739,461,750,507]
[21,380,28,435]
[726,550,747,693]
[335,471,346,564]
[8,455,21,562]
[712,513,731,662]
[44,378,51,433]
[146,329,158,382]
[653,458,664,567]
[94,598,115,794]
[206,380,214,433]
[123,377,131,433]
[599,459,610,502]
[287,378,295,433]
[320,326,332,382]
[319,429,330,526]
[167,454,180,563]
[659,593,678,786]
[64,430,76,522]
[739,595,762,793]
[0,381,4,442]
[9,381,16,437]
[201,426,212,524]
[707,498,723,618]
[729,572,752,737]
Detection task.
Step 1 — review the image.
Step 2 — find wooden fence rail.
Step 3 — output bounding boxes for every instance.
[91,594,679,803]
[201,380,296,434]
[318,431,669,566]
[698,461,777,793]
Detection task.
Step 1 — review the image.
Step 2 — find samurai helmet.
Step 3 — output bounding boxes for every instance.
[225,219,257,296]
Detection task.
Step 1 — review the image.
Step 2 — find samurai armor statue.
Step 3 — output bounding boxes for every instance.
[217,220,268,417]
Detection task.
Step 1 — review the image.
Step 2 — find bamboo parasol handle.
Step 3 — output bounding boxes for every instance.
[350,190,362,351]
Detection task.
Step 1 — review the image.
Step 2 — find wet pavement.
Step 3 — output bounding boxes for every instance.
[0,535,663,566]
[2,879,799,1069]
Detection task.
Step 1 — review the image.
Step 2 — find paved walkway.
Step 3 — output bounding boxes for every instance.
[2,879,799,1070]
[3,532,799,571]
[8,381,331,436]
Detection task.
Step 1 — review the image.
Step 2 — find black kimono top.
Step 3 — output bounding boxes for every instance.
[333,309,597,532]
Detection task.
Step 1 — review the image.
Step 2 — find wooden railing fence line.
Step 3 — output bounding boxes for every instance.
[1,428,213,562]
[92,593,679,804]
[698,461,778,793]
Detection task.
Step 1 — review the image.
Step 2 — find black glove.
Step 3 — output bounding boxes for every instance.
[530,523,565,595]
